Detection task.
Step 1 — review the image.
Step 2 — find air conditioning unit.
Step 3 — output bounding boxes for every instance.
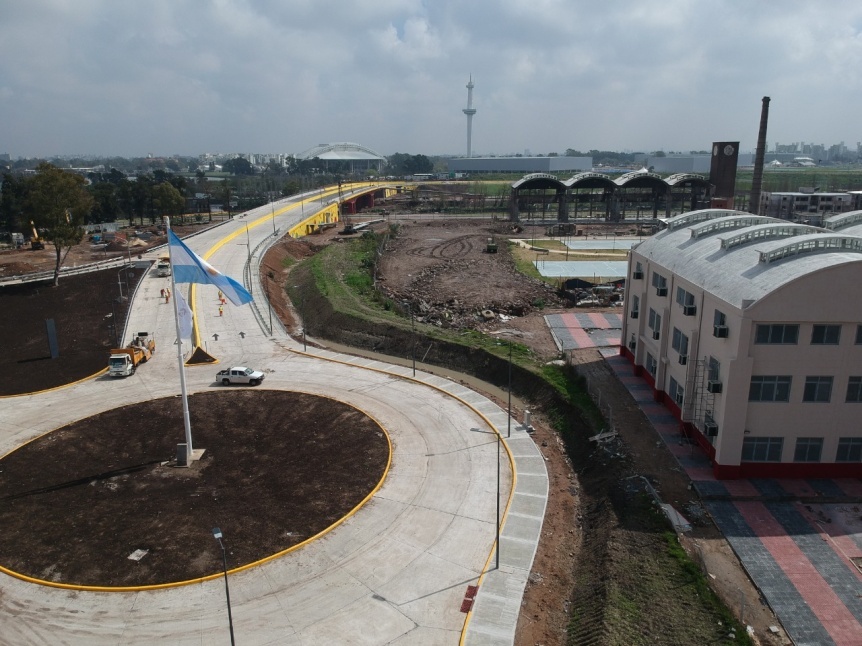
[707,380,723,394]
[683,305,697,316]
[713,325,729,338]
[704,422,719,437]
[678,354,688,365]
[675,391,684,405]
[632,270,644,279]
[656,287,668,296]
[652,330,661,340]
[630,310,639,319]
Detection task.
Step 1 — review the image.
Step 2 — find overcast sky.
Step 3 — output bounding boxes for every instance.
[2,0,861,159]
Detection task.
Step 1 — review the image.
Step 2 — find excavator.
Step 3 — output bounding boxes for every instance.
[30,221,45,250]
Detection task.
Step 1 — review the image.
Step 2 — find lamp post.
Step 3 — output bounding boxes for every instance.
[117,266,130,301]
[507,340,513,438]
[496,421,501,570]
[403,300,416,376]
[211,528,236,646]
[294,285,306,351]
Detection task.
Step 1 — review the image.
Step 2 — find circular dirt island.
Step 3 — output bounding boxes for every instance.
[0,390,390,588]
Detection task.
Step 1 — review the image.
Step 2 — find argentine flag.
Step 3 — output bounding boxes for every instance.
[168,230,253,306]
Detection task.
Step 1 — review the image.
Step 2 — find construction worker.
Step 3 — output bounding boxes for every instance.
[219,304,224,317]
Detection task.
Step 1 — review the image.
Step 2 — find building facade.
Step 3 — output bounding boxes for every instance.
[621,209,862,479]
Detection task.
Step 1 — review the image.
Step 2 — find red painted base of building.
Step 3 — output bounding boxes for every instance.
[617,346,862,480]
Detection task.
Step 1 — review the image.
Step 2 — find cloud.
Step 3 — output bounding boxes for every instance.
[1,1,861,157]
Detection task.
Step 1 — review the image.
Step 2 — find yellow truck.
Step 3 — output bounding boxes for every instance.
[108,333,155,377]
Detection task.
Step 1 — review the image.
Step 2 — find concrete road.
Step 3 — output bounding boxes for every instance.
[0,196,547,645]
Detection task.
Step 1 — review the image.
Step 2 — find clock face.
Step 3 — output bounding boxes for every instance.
[724,145,735,156]
[713,145,718,156]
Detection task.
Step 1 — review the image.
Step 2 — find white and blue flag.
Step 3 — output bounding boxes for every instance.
[168,229,253,306]
[175,290,194,340]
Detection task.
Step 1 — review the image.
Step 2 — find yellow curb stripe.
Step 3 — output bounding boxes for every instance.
[286,347,519,643]
[0,391,392,592]
[0,368,109,399]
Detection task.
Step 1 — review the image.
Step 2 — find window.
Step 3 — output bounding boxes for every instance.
[671,328,689,355]
[651,272,667,290]
[714,310,726,327]
[741,437,783,462]
[749,376,792,402]
[794,438,823,463]
[652,271,667,295]
[755,324,799,344]
[675,287,695,307]
[708,357,720,382]
[648,308,661,338]
[856,325,862,344]
[669,377,684,405]
[846,377,862,403]
[811,324,841,345]
[836,438,862,462]
[630,294,640,317]
[803,376,833,402]
[646,353,657,377]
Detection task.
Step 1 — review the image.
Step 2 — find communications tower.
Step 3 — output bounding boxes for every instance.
[462,76,477,158]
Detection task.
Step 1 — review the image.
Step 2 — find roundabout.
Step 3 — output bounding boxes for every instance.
[0,201,546,645]
[0,391,390,588]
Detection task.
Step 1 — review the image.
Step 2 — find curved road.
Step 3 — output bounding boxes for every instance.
[0,191,548,645]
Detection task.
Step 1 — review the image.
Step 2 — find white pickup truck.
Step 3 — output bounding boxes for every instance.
[216,366,264,386]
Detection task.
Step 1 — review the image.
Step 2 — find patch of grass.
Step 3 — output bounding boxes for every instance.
[527,239,567,251]
[280,256,296,269]
[540,363,603,431]
[510,243,547,281]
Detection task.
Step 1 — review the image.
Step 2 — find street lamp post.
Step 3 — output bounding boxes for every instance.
[507,340,513,438]
[403,300,416,376]
[211,528,236,646]
[294,285,306,351]
[496,424,501,570]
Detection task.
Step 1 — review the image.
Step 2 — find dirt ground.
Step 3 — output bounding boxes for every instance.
[378,219,567,329]
[365,218,787,645]
[0,390,388,587]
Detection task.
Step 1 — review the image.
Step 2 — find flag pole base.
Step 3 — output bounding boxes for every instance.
[176,444,206,467]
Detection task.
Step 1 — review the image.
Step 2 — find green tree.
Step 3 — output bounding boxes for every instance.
[0,172,29,233]
[152,182,186,220]
[24,163,94,286]
[222,156,255,175]
[89,182,120,224]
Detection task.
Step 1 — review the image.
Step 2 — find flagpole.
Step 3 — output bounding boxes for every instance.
[166,216,198,464]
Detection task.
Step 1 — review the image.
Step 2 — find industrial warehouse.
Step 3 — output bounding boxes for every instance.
[621,208,862,479]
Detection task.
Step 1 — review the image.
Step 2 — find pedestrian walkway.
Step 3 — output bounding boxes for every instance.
[602,348,862,646]
[545,312,621,351]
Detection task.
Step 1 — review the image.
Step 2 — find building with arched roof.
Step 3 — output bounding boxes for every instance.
[622,209,862,479]
[508,171,711,222]
[295,142,385,173]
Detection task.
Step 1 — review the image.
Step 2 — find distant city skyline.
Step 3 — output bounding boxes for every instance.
[4,137,859,164]
[2,2,861,159]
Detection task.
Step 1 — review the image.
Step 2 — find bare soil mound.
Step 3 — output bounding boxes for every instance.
[0,390,389,587]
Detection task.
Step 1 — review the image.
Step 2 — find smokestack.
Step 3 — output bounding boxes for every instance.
[748,96,770,214]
